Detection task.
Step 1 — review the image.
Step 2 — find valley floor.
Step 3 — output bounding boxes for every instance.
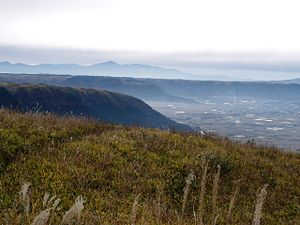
[148,98,300,151]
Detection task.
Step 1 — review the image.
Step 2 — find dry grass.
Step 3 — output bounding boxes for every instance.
[252,185,268,225]
[0,109,300,224]
[198,158,209,225]
[182,171,195,216]
[225,180,240,225]
[211,165,221,224]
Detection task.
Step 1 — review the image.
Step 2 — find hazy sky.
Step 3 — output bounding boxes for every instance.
[1,0,300,52]
[1,0,300,79]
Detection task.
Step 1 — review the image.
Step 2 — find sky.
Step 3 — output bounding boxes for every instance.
[1,0,300,79]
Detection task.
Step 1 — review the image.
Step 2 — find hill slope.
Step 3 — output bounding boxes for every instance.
[0,83,191,131]
[0,110,299,224]
[1,73,300,101]
[0,73,195,103]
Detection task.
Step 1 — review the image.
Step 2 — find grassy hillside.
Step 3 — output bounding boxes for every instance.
[0,110,300,224]
[0,82,191,131]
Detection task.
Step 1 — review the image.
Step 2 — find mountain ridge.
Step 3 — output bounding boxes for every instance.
[0,82,192,131]
[0,73,196,103]
[1,72,300,101]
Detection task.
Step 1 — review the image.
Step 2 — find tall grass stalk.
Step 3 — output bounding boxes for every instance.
[49,197,61,225]
[155,186,162,225]
[182,171,195,216]
[213,214,219,225]
[193,202,197,225]
[61,195,85,225]
[211,165,221,223]
[226,180,241,225]
[20,182,31,215]
[31,208,51,225]
[42,192,50,209]
[131,194,141,225]
[252,185,268,225]
[198,158,209,225]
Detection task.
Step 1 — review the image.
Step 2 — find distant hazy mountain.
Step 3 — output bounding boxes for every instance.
[277,78,300,84]
[191,62,300,73]
[148,79,300,100]
[0,61,236,80]
[0,82,192,131]
[0,60,194,79]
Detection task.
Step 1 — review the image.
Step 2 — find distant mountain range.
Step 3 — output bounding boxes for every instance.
[195,62,300,73]
[276,78,300,84]
[0,60,185,79]
[148,79,300,100]
[0,61,238,81]
[0,82,192,131]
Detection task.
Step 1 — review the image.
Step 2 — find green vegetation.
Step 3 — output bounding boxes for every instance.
[0,109,300,224]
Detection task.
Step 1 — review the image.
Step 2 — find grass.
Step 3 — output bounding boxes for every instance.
[0,109,300,224]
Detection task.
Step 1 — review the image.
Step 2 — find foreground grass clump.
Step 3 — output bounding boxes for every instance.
[0,109,300,224]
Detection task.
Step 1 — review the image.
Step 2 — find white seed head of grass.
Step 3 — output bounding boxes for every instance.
[61,195,85,225]
[31,208,51,225]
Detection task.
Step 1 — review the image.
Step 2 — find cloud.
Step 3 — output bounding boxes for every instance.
[1,0,300,52]
[2,44,300,64]
[0,0,115,15]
